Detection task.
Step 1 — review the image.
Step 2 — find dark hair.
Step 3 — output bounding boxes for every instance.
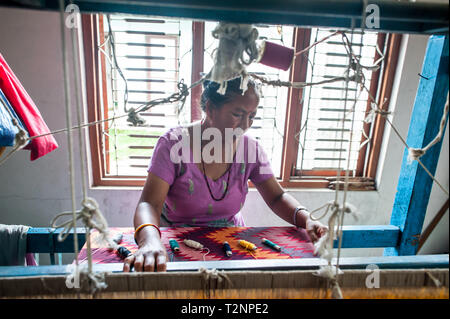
[200,77,257,112]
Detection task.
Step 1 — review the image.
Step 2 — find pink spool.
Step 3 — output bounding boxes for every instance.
[257,40,295,71]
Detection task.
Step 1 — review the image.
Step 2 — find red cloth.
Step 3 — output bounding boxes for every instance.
[0,53,58,160]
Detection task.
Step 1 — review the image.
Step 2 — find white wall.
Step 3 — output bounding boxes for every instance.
[0,7,447,264]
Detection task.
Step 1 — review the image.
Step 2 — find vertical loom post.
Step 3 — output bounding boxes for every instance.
[385,35,449,256]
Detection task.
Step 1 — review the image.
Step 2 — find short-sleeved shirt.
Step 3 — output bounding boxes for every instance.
[147,126,274,227]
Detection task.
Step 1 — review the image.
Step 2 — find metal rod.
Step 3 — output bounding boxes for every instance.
[2,0,448,34]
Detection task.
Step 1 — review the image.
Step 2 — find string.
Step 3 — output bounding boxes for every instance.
[362,86,449,196]
[105,14,129,113]
[294,30,341,57]
[58,0,79,271]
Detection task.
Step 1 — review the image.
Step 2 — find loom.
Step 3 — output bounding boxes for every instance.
[0,0,449,299]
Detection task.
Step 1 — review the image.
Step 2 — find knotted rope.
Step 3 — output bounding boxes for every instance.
[308,200,359,299]
[199,267,233,298]
[51,197,116,293]
[50,197,117,249]
[364,101,392,124]
[408,94,449,163]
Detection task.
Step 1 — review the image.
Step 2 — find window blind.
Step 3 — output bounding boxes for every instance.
[296,29,379,174]
[102,15,192,176]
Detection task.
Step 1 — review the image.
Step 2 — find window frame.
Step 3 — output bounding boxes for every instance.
[82,14,402,188]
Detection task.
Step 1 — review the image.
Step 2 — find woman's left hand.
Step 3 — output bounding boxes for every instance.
[305,218,328,243]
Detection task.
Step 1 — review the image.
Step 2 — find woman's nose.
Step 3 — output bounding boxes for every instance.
[240,116,252,131]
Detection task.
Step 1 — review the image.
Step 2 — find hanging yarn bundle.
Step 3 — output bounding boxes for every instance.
[209,22,259,94]
[309,200,359,299]
[199,267,233,298]
[407,94,449,163]
[51,197,118,292]
[51,197,116,249]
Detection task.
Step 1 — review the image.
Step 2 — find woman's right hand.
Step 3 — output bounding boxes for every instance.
[123,242,168,272]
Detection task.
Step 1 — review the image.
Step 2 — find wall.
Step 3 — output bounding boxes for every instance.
[0,7,447,264]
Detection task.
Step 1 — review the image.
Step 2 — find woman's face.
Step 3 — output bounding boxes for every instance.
[205,85,259,137]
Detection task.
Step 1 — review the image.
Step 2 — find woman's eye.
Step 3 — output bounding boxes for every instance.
[232,113,242,118]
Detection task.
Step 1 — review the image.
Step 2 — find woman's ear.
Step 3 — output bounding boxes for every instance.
[204,100,215,120]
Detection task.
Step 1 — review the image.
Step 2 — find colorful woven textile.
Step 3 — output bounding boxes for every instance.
[78,227,316,264]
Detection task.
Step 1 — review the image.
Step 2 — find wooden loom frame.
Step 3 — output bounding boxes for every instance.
[0,0,448,298]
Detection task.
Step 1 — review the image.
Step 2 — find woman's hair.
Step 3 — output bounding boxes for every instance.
[200,77,258,112]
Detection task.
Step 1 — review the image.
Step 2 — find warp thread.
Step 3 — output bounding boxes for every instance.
[199,267,233,298]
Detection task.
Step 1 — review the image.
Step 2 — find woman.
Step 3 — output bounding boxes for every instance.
[123,77,328,272]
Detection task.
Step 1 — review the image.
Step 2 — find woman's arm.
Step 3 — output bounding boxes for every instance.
[254,177,328,242]
[123,172,170,272]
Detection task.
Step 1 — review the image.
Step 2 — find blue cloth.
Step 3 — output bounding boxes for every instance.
[0,88,26,146]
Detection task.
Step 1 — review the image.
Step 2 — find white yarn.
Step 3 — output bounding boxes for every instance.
[313,265,344,299]
[199,267,232,286]
[66,263,108,293]
[314,234,333,263]
[209,22,259,94]
[184,239,210,260]
[51,197,117,251]
[407,94,449,164]
[364,101,392,124]
[184,239,204,249]
[310,200,359,299]
[314,264,344,278]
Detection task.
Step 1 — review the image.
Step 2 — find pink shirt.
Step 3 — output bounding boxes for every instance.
[148,126,274,227]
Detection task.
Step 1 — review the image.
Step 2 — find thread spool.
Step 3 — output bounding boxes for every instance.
[116,246,132,259]
[169,239,180,252]
[223,241,232,257]
[238,239,257,251]
[261,238,281,251]
[183,239,204,250]
[257,40,295,71]
[184,239,210,261]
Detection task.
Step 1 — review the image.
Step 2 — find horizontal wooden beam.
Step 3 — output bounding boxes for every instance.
[0,254,447,278]
[333,225,400,248]
[26,225,400,253]
[1,0,448,34]
[26,227,87,254]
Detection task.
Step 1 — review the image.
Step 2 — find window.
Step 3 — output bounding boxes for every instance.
[82,14,401,188]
